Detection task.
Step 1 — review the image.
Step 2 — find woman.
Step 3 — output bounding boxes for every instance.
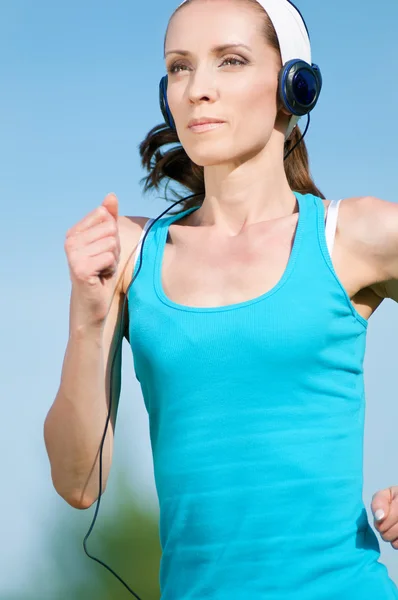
[44,0,398,597]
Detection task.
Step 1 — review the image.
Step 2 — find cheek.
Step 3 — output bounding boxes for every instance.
[223,86,277,150]
[235,78,278,126]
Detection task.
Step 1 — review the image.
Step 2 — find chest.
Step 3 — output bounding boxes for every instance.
[161,215,300,309]
[158,204,382,320]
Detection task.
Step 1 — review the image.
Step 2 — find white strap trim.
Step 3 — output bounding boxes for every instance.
[133,218,156,273]
[325,199,342,257]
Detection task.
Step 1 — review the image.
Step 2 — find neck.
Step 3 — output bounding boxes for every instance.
[189,147,297,236]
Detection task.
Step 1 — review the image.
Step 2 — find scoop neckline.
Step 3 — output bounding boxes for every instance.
[154,191,306,313]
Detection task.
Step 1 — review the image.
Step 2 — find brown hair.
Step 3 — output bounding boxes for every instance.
[138,0,325,215]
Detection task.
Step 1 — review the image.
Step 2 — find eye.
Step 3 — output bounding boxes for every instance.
[168,56,247,74]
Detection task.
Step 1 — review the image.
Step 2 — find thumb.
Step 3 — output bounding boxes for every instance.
[371,488,391,521]
[102,192,119,221]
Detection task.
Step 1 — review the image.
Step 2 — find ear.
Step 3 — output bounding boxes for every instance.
[279,104,292,118]
[276,95,292,119]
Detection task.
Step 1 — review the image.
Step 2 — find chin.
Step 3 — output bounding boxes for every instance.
[184,145,239,167]
[187,148,258,169]
[188,156,235,168]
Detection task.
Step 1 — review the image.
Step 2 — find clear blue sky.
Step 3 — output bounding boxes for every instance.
[1,0,398,596]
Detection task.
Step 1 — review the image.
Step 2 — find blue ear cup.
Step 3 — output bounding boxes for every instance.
[159,59,322,130]
[278,59,322,117]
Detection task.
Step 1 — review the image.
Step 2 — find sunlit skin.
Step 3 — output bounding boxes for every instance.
[164,0,295,234]
[163,0,398,551]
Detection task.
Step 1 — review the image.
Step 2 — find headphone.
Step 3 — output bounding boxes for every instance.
[159,0,322,135]
[81,2,323,598]
[159,58,322,133]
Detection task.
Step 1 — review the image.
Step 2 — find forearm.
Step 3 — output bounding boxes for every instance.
[44,325,113,509]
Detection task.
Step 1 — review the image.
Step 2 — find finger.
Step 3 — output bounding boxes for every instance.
[76,220,119,246]
[102,193,119,221]
[374,505,398,535]
[85,235,120,259]
[371,489,392,525]
[90,252,118,279]
[66,205,112,237]
[378,522,398,544]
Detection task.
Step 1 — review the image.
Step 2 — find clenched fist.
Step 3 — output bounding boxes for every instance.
[64,193,122,328]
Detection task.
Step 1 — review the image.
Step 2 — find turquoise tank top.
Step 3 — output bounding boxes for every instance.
[127,191,398,599]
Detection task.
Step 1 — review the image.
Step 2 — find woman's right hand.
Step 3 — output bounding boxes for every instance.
[64,193,122,328]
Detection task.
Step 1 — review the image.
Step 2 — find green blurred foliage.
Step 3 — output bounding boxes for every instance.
[13,472,162,600]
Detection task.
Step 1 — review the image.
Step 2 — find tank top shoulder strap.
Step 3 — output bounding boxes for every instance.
[291,193,344,279]
[131,206,201,282]
[132,216,157,277]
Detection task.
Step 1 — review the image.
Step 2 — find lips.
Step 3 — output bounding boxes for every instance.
[188,118,225,128]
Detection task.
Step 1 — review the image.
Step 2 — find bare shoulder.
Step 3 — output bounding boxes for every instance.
[336,195,398,295]
[338,194,396,232]
[116,215,153,296]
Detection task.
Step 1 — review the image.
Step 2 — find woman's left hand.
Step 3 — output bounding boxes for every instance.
[371,486,398,549]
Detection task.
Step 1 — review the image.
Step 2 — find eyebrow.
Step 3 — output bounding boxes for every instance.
[164,43,252,59]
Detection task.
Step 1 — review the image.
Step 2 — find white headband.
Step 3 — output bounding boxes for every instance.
[176,0,312,139]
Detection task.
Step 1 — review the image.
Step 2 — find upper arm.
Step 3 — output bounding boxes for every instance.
[340,196,398,303]
[102,215,151,430]
[370,279,398,303]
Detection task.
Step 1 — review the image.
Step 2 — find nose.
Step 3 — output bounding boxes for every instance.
[186,65,219,105]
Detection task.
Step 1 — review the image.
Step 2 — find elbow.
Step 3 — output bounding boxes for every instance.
[44,421,102,510]
[63,492,97,510]
[50,470,100,510]
[55,484,98,510]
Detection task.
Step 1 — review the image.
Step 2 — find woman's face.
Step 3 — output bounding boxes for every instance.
[164,0,289,168]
